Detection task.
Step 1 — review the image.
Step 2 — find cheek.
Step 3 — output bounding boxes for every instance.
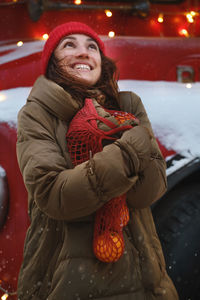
[96,59,102,78]
[58,57,75,75]
[55,50,73,65]
[58,58,66,69]
[54,49,63,61]
[58,56,71,65]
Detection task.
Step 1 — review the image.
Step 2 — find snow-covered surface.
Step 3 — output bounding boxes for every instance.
[0,87,31,126]
[119,80,200,157]
[120,80,200,176]
[165,156,197,176]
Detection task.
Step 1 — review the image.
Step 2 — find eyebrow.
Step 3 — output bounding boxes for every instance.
[61,36,97,44]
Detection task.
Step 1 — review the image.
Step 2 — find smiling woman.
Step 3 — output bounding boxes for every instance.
[16,21,179,300]
[53,34,102,86]
[45,23,119,108]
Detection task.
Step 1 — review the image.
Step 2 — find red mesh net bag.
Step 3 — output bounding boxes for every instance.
[66,98,137,262]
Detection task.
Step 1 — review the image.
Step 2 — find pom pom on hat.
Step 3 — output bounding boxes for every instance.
[41,21,105,74]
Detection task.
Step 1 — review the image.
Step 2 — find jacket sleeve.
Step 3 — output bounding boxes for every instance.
[116,92,167,209]
[16,102,138,221]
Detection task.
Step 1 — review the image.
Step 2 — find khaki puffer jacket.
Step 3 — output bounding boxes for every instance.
[16,75,179,300]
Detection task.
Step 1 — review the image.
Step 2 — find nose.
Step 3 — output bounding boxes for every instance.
[75,45,89,58]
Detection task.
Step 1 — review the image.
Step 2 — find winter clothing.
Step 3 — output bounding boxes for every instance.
[16,75,179,300]
[41,21,105,74]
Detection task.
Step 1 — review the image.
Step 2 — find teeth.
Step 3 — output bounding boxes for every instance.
[74,64,91,70]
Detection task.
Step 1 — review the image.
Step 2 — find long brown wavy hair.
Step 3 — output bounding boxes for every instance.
[46,52,120,109]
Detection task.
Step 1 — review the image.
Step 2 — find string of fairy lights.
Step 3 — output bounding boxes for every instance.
[10,0,199,49]
[0,1,199,300]
[11,8,200,50]
[155,10,199,37]
[157,10,198,24]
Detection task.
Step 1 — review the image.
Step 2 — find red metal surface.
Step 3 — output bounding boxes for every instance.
[0,52,42,90]
[156,139,176,158]
[105,37,200,82]
[0,123,29,299]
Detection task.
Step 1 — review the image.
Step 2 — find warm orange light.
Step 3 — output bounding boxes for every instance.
[74,0,81,4]
[186,13,194,23]
[157,13,164,23]
[108,31,115,38]
[1,294,9,300]
[190,11,196,17]
[179,28,189,37]
[42,33,49,40]
[17,41,23,47]
[105,10,112,17]
[0,93,6,102]
[186,83,192,89]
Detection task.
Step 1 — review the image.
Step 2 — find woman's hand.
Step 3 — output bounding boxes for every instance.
[114,126,153,176]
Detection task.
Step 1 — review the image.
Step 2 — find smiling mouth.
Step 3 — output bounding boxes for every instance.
[72,64,92,71]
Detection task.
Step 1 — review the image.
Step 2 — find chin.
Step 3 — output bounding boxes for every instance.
[75,76,96,86]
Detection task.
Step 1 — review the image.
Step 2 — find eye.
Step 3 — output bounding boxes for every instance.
[63,41,75,48]
[88,43,98,51]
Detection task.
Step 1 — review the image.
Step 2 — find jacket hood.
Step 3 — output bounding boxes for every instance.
[27,75,81,122]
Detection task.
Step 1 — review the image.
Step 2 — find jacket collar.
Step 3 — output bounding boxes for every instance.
[27,75,132,122]
[27,75,81,122]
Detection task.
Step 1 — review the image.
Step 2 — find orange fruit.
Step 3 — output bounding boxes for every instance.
[120,204,129,227]
[113,111,137,125]
[93,232,124,263]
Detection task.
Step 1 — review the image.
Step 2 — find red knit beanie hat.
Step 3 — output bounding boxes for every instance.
[41,21,105,74]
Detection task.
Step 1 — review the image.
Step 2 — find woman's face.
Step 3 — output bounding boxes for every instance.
[54,34,102,86]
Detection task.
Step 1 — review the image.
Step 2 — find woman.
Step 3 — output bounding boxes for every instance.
[16,22,179,300]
